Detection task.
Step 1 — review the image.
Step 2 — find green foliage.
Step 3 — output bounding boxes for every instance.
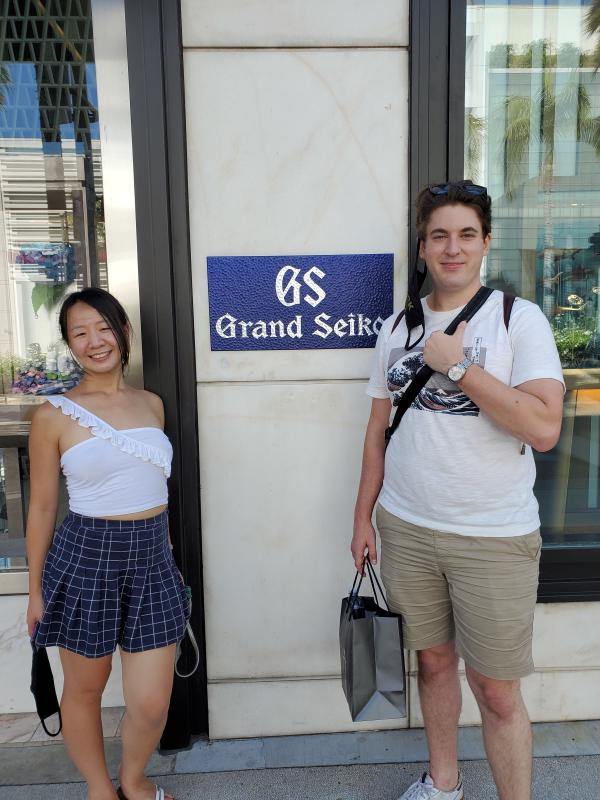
[585,0,600,72]
[465,111,485,183]
[552,323,595,367]
[489,39,597,69]
[0,353,25,394]
[31,283,69,315]
[0,65,10,106]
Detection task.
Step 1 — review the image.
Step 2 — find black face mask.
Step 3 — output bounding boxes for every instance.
[404,237,427,350]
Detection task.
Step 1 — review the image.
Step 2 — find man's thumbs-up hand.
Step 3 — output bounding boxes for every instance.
[423,320,468,377]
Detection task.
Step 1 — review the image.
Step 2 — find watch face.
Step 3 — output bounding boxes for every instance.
[448,364,465,382]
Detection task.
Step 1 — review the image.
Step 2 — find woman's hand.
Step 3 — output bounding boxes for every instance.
[26,592,44,639]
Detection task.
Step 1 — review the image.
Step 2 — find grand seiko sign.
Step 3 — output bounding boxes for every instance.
[207,254,393,351]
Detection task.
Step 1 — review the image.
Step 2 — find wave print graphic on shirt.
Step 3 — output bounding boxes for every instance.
[387,339,487,416]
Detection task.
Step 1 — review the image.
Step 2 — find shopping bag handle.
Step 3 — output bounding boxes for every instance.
[346,568,362,616]
[347,558,390,615]
[363,557,390,611]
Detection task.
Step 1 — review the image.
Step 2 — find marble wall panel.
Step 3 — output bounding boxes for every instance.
[208,665,600,738]
[208,678,408,739]
[1,596,37,713]
[181,0,409,48]
[10,663,591,735]
[185,48,408,383]
[197,376,600,735]
[0,596,124,713]
[532,603,600,668]
[198,381,375,681]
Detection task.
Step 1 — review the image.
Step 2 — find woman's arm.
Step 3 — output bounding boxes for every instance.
[26,403,61,636]
[351,398,391,571]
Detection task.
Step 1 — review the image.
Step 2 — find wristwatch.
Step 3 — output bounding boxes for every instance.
[447,356,474,382]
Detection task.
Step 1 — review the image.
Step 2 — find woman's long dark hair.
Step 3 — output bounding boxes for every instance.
[59,288,132,369]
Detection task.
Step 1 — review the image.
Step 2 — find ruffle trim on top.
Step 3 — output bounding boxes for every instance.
[47,395,171,478]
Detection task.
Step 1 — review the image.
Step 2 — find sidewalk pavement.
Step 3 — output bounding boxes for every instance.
[0,758,599,799]
[1,715,599,799]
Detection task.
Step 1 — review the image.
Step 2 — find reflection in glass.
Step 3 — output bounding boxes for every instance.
[465,0,600,544]
[0,0,105,399]
[0,447,26,570]
[0,2,106,581]
[0,445,68,571]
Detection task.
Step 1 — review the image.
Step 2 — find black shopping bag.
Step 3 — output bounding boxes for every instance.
[30,641,62,736]
[339,558,406,722]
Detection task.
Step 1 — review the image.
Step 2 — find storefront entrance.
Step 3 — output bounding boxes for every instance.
[0,0,207,745]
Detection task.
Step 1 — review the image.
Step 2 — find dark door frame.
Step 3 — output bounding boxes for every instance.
[123,0,208,745]
[409,0,600,602]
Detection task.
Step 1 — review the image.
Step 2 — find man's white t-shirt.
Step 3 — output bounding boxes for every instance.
[367,289,564,537]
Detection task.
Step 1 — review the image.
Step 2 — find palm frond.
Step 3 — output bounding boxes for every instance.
[579,116,600,156]
[585,1,600,72]
[585,0,600,36]
[537,72,561,146]
[552,80,591,134]
[498,95,535,198]
[465,111,485,182]
[0,65,11,106]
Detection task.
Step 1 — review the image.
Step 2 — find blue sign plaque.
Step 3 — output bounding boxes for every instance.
[207,253,393,351]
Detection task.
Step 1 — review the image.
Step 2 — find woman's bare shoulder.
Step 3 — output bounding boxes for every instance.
[135,388,165,423]
[30,400,64,437]
[32,398,61,420]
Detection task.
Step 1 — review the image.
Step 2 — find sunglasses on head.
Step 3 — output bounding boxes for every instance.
[428,182,488,197]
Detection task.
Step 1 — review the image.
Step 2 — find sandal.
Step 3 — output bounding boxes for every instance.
[117,786,172,800]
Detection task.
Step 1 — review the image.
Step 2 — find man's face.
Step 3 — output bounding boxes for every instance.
[419,204,491,295]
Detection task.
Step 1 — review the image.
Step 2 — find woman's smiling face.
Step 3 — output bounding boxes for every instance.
[66,301,123,374]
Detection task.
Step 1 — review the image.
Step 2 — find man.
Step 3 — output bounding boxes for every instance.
[351,181,564,800]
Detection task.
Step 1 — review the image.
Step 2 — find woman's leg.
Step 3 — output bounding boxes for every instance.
[118,644,177,800]
[59,648,117,800]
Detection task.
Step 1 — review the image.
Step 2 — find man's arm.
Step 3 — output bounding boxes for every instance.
[424,320,563,451]
[351,398,391,571]
[458,370,562,451]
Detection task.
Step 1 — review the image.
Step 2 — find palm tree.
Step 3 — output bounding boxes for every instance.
[494,39,600,316]
[585,0,600,72]
[0,65,10,107]
[465,110,485,183]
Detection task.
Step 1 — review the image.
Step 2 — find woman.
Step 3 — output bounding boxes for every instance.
[26,288,187,800]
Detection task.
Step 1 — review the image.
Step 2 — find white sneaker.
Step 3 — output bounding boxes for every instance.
[398,772,464,800]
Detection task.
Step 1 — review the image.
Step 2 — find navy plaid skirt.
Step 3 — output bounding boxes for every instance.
[35,510,190,658]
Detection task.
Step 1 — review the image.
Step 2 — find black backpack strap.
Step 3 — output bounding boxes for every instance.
[391,309,405,334]
[384,286,494,446]
[503,293,516,330]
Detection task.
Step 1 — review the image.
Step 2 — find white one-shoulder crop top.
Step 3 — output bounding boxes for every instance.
[46,395,173,517]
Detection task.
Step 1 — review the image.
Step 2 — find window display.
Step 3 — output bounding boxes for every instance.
[466,0,600,543]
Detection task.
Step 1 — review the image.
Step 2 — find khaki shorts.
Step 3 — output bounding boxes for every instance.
[376,504,541,680]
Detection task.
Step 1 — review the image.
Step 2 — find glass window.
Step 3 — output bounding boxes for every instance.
[0,1,108,584]
[465,0,600,546]
[0,0,105,402]
[0,441,68,573]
